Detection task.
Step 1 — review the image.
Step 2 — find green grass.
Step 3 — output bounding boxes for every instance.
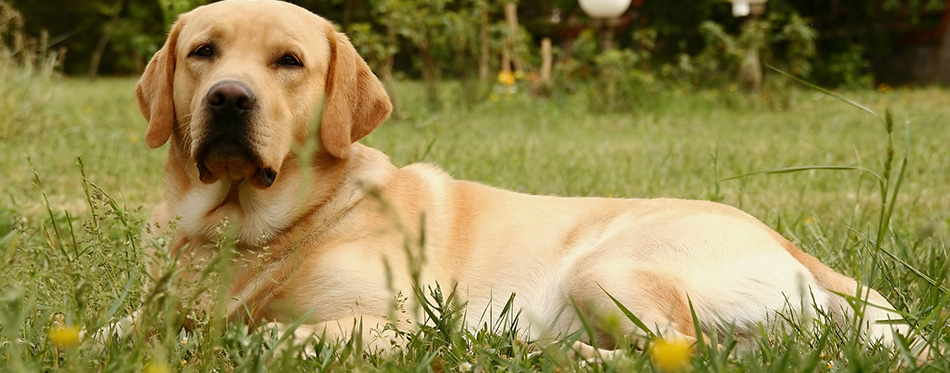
[1,75,949,371]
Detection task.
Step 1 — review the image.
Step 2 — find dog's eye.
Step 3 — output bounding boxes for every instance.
[189,45,215,58]
[278,53,302,67]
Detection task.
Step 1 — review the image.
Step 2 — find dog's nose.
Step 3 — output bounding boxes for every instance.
[206,81,256,115]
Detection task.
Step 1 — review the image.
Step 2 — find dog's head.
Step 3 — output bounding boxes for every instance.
[136,0,391,189]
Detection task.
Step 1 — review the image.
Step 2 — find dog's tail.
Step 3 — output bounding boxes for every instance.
[777,236,908,345]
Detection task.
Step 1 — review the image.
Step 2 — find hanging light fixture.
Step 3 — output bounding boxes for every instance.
[578,0,631,19]
[578,0,632,51]
[729,0,769,17]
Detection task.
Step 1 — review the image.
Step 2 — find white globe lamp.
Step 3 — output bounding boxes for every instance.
[729,0,769,17]
[579,0,632,19]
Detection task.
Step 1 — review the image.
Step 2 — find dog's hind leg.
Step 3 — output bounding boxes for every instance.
[775,235,909,346]
[568,265,699,352]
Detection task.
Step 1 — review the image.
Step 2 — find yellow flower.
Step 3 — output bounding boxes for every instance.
[144,362,171,373]
[649,339,691,371]
[497,71,516,86]
[130,135,139,143]
[48,325,81,348]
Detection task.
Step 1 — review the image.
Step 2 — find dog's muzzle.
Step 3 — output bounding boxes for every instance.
[194,81,277,189]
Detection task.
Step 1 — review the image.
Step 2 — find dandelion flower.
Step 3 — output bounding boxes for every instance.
[649,338,691,371]
[48,325,81,348]
[144,362,171,373]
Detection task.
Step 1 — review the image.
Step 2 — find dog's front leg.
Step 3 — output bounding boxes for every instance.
[263,316,404,357]
[81,310,142,347]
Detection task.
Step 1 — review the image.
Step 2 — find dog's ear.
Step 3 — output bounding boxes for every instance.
[320,26,392,159]
[136,16,185,149]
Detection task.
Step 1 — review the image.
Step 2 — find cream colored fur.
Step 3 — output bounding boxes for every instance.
[135,0,908,357]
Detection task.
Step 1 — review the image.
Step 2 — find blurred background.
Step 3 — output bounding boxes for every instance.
[4,0,950,110]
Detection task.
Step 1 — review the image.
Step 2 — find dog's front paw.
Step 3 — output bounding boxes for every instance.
[81,314,137,347]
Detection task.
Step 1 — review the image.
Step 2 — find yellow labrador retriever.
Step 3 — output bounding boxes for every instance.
[136,0,906,356]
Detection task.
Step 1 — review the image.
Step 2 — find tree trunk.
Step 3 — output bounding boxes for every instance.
[478,0,490,85]
[540,37,552,87]
[501,47,511,77]
[342,0,355,32]
[504,2,523,75]
[420,39,440,110]
[88,1,124,80]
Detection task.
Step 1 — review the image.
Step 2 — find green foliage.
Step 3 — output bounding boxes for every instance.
[588,48,656,113]
[5,0,948,87]
[155,0,206,25]
[8,0,169,76]
[681,14,816,90]
[347,22,397,75]
[363,0,455,109]
[552,29,659,113]
[358,0,524,110]
[824,44,875,89]
[110,1,177,69]
[773,0,945,86]
[775,13,817,77]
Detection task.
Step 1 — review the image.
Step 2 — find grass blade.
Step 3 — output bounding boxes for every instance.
[801,329,830,371]
[722,165,884,185]
[877,245,949,293]
[598,284,656,339]
[768,65,882,125]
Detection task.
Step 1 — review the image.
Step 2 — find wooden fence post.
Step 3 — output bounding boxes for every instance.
[541,37,552,87]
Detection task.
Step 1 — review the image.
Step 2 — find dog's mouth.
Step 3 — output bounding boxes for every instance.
[195,136,277,189]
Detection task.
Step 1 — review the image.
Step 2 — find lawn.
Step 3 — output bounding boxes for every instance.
[1,75,948,371]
